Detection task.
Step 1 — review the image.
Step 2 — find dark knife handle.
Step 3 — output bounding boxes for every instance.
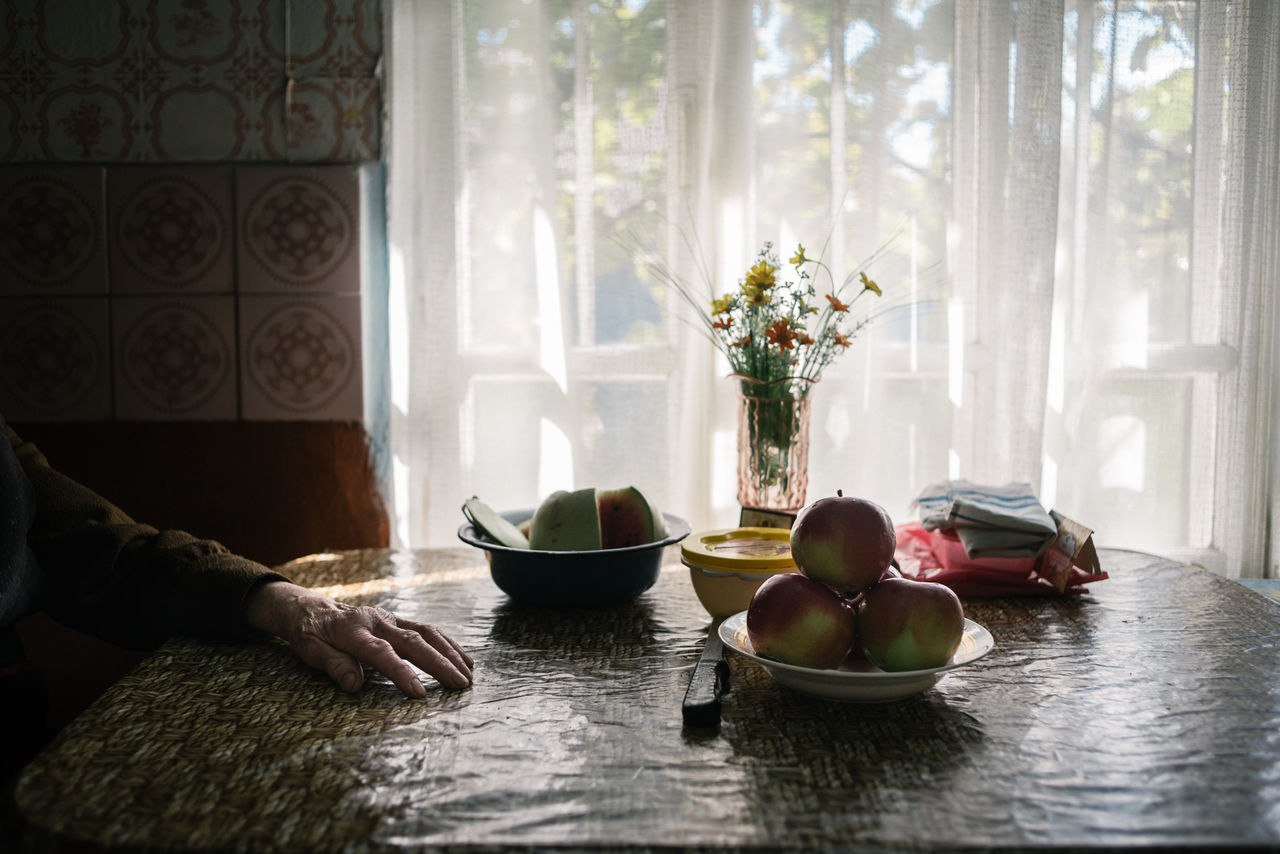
[682,654,730,728]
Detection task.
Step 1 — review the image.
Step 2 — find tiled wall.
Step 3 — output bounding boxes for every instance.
[0,164,367,420]
[0,0,381,162]
[0,0,384,424]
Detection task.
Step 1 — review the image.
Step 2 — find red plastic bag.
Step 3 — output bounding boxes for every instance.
[894,523,1109,596]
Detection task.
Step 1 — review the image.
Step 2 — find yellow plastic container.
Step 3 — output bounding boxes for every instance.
[681,526,797,618]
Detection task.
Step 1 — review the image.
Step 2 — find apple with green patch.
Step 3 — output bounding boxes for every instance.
[746,572,857,670]
[789,490,896,595]
[856,577,965,672]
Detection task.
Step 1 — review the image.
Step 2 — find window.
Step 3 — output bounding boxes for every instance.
[387,0,1280,577]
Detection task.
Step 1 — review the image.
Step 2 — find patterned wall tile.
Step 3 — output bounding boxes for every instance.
[112,296,237,419]
[149,85,257,161]
[239,294,362,420]
[0,296,111,421]
[285,76,379,162]
[0,166,107,296]
[31,1,131,65]
[107,167,234,294]
[286,0,382,78]
[0,0,381,163]
[144,0,242,65]
[235,166,361,294]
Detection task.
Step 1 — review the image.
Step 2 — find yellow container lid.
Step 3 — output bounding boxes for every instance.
[680,526,796,575]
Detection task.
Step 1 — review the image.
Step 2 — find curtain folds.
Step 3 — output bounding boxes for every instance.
[386,0,1280,578]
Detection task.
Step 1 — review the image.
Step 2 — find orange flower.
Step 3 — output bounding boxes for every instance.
[766,319,797,350]
[826,293,850,312]
[833,331,851,349]
[712,317,733,330]
[797,333,815,346]
[732,335,752,348]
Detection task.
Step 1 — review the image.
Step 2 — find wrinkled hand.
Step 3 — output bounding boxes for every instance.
[244,581,473,697]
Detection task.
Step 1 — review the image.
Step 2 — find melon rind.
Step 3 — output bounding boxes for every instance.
[462,496,531,549]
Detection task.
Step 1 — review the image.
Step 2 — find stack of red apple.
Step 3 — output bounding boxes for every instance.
[746,491,966,672]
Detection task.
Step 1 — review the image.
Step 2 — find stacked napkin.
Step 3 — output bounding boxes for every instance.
[914,480,1059,559]
[896,479,1109,596]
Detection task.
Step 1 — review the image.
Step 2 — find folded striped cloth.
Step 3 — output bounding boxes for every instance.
[913,480,1059,559]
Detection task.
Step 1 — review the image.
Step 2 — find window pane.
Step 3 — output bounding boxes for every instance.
[753,1,953,516]
[461,1,553,355]
[1072,1,1197,348]
[577,379,670,493]
[581,1,669,346]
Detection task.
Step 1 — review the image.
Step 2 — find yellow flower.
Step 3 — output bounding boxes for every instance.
[744,261,777,290]
[789,244,807,266]
[825,293,850,312]
[742,285,772,307]
[711,295,733,315]
[860,271,882,296]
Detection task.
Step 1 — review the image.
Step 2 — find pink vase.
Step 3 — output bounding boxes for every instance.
[735,381,812,512]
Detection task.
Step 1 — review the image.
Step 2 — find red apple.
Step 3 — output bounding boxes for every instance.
[856,577,965,672]
[746,572,857,670]
[789,491,896,594]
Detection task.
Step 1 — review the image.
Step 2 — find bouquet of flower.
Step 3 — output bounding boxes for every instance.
[648,239,887,509]
[694,241,883,399]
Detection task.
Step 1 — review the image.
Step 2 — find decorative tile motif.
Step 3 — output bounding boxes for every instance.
[236,167,360,293]
[0,297,111,421]
[285,0,382,78]
[285,76,379,162]
[108,167,233,293]
[42,85,133,160]
[144,0,241,65]
[112,296,236,419]
[0,167,106,295]
[239,295,362,419]
[0,0,382,163]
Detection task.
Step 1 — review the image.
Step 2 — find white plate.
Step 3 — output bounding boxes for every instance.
[718,611,994,702]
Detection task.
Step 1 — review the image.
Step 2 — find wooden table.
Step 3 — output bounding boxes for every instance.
[15,546,1280,852]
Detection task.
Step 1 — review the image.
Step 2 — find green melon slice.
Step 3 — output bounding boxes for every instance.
[649,493,669,541]
[529,488,603,551]
[462,496,531,549]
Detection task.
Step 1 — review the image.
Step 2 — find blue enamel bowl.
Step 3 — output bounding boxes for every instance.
[458,508,691,608]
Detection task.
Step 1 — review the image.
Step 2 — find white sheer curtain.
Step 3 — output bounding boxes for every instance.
[385,1,1280,578]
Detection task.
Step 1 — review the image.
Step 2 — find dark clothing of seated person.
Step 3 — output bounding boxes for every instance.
[0,417,473,783]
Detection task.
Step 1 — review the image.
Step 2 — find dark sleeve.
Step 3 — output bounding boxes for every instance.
[7,426,291,650]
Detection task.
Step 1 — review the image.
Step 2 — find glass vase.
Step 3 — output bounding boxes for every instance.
[736,379,813,512]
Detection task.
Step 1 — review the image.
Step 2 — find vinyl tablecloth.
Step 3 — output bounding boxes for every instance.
[16,547,1280,852]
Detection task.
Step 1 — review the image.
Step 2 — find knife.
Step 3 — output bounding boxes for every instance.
[682,619,730,728]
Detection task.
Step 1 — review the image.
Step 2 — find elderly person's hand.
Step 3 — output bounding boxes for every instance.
[244,581,473,697]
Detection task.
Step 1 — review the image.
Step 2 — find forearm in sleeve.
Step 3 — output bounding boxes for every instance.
[8,427,289,649]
